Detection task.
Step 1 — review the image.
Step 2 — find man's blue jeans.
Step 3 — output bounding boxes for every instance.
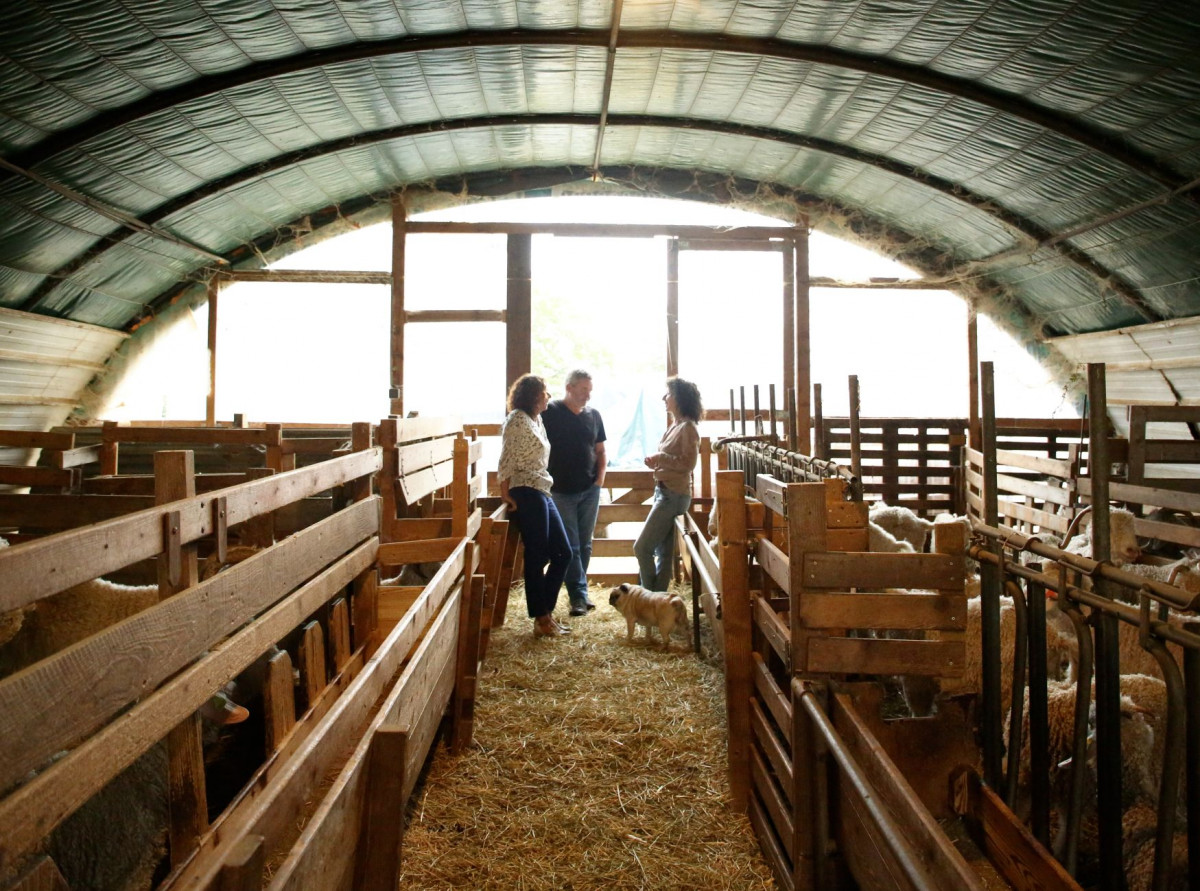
[552,484,602,608]
[634,482,692,591]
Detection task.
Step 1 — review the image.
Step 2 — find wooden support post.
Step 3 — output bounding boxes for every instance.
[848,375,862,479]
[699,437,712,500]
[206,275,221,427]
[216,835,265,891]
[493,518,522,627]
[100,420,118,476]
[979,362,1003,788]
[390,195,407,417]
[239,467,276,547]
[768,384,778,443]
[350,421,372,503]
[813,383,823,459]
[794,221,812,453]
[1087,363,1124,890]
[667,238,679,378]
[506,234,532,396]
[967,303,980,450]
[783,237,795,427]
[452,435,469,539]
[789,483,828,891]
[353,725,408,891]
[155,450,208,866]
[717,469,750,810]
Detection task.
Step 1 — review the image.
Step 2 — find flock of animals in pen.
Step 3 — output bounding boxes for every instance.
[711,489,1199,889]
[868,501,1198,891]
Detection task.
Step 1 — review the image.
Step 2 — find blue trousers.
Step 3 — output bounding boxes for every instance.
[634,482,692,591]
[552,484,602,608]
[508,486,572,618]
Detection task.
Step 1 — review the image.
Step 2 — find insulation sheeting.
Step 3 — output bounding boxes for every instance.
[0,0,1195,370]
[1049,317,1200,406]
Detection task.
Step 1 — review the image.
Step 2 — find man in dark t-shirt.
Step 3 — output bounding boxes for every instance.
[542,369,607,616]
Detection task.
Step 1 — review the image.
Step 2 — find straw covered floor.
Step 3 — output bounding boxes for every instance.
[398,583,776,890]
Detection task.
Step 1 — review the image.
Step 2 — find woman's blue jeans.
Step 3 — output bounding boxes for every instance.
[508,486,572,618]
[634,482,692,591]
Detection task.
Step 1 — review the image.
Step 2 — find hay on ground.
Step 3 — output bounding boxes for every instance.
[398,582,776,890]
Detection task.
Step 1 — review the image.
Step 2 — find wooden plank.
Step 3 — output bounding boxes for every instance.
[749,793,795,891]
[506,233,531,390]
[718,470,752,810]
[751,698,793,806]
[395,437,456,475]
[600,470,657,488]
[833,692,986,890]
[0,500,379,795]
[377,536,460,566]
[0,493,153,527]
[804,552,963,592]
[385,516,454,541]
[297,621,327,712]
[102,426,281,446]
[0,450,381,611]
[0,466,72,488]
[48,444,100,469]
[753,595,792,671]
[756,475,787,517]
[756,537,791,596]
[598,503,653,523]
[826,528,870,551]
[81,473,250,495]
[798,592,966,632]
[752,747,794,860]
[0,539,378,873]
[1081,477,1200,513]
[216,835,264,891]
[0,431,74,450]
[753,653,793,747]
[398,459,455,504]
[952,768,1084,891]
[352,726,408,891]
[994,447,1076,479]
[836,779,915,891]
[269,585,462,891]
[328,598,351,670]
[263,648,297,753]
[807,638,965,677]
[157,541,468,891]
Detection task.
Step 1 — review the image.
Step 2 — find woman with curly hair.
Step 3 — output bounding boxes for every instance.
[634,376,703,591]
[498,373,573,637]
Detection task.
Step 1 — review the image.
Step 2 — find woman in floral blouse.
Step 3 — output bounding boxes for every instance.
[634,377,703,591]
[498,373,573,637]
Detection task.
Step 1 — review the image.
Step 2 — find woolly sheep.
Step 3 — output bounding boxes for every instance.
[1064,507,1142,564]
[869,502,933,552]
[1118,555,1200,596]
[868,521,915,553]
[941,595,1079,707]
[1122,802,1188,891]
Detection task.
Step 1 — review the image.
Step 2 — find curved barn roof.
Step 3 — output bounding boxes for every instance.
[2,0,1200,422]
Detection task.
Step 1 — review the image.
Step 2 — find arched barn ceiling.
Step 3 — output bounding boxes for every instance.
[3,0,1200,426]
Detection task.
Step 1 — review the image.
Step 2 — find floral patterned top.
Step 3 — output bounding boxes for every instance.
[498,409,553,495]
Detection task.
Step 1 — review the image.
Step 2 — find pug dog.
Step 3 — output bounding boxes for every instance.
[608,583,688,650]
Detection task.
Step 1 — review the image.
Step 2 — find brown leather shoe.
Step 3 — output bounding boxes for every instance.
[534,616,563,638]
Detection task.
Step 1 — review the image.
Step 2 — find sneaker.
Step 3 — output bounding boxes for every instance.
[569,605,587,617]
